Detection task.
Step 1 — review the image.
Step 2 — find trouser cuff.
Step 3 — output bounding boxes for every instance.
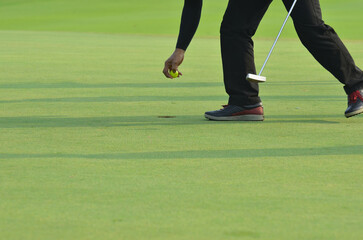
[344,82,363,95]
[228,95,261,107]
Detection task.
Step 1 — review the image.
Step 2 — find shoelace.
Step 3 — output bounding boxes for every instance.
[349,91,363,104]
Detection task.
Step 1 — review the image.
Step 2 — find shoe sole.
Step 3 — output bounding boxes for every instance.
[205,113,264,121]
[345,108,363,118]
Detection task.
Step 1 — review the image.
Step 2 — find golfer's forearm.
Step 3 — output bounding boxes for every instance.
[176,0,203,51]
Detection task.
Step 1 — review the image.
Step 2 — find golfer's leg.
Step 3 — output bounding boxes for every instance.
[282,0,363,94]
[220,0,273,107]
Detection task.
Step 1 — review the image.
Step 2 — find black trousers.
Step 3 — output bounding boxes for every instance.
[220,0,363,106]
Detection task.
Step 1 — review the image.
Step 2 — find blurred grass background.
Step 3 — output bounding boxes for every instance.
[1,0,363,39]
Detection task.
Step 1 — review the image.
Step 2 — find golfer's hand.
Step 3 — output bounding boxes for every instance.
[163,48,185,79]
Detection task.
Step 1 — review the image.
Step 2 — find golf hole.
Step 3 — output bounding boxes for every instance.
[158,116,176,118]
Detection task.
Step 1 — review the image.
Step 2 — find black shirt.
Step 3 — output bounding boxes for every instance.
[176,0,203,50]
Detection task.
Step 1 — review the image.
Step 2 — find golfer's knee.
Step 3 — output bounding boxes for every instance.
[220,22,254,39]
[294,22,334,44]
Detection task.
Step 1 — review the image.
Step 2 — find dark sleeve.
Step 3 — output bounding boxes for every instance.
[176,0,203,50]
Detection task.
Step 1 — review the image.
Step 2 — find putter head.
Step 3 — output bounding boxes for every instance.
[246,74,266,83]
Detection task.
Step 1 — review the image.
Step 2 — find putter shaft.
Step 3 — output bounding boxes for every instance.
[259,0,298,76]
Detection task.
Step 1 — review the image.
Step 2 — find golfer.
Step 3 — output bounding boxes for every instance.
[163,0,363,121]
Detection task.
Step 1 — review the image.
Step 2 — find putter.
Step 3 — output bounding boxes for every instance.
[247,0,298,83]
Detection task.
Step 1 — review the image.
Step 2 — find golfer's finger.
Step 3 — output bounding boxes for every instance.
[171,62,179,72]
[163,64,172,78]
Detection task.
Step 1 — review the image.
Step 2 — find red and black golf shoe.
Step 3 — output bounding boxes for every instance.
[345,89,363,118]
[205,103,264,121]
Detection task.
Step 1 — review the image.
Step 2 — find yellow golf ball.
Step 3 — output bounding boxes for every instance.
[169,70,179,78]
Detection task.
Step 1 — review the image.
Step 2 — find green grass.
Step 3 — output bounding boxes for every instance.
[0,0,363,39]
[0,1,363,239]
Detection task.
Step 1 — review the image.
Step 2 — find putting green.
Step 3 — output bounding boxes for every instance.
[0,0,363,239]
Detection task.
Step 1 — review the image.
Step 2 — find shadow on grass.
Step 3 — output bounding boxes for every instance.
[0,82,223,89]
[0,95,342,103]
[0,145,361,159]
[0,81,335,89]
[0,114,342,128]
